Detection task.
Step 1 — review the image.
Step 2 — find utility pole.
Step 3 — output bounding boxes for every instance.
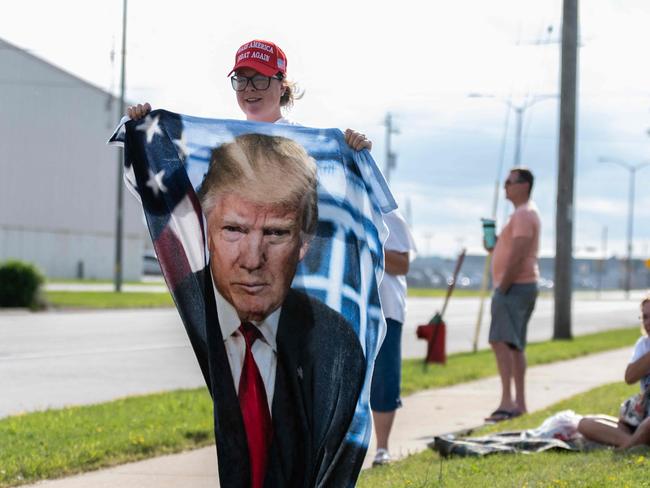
[114,0,127,292]
[598,158,650,298]
[383,113,399,183]
[554,0,578,340]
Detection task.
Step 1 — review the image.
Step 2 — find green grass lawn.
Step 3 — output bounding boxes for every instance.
[402,326,639,395]
[0,389,214,488]
[43,288,472,308]
[407,288,483,298]
[39,286,624,309]
[358,382,642,488]
[45,291,174,309]
[407,287,558,299]
[41,287,459,307]
[46,279,164,286]
[0,327,640,487]
[3,383,644,488]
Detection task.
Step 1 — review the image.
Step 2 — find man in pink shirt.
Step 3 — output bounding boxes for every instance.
[485,168,540,422]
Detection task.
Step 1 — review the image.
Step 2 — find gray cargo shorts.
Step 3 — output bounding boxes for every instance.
[489,283,538,351]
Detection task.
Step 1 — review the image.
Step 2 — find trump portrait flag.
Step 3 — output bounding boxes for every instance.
[109,110,395,487]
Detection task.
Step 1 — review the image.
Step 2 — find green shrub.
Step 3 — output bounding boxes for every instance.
[0,260,45,308]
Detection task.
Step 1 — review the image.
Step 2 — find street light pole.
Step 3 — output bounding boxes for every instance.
[114,0,127,292]
[598,157,650,298]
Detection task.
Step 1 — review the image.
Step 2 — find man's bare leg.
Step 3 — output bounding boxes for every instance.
[490,341,517,413]
[512,348,527,414]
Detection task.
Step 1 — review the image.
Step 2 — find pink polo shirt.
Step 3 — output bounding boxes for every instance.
[491,201,540,287]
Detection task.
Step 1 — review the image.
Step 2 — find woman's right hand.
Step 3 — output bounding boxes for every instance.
[344,129,372,151]
[127,103,152,120]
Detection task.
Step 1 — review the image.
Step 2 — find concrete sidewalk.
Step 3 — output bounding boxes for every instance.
[23,347,631,488]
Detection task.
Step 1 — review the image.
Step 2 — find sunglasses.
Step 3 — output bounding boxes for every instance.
[230,74,282,92]
[504,179,525,186]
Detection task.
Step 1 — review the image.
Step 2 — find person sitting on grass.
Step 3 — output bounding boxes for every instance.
[578,296,650,448]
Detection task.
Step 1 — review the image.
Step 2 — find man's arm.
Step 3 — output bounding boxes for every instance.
[384,250,409,276]
[497,235,533,294]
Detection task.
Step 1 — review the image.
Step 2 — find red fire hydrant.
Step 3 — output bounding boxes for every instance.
[416,312,446,364]
[415,248,466,366]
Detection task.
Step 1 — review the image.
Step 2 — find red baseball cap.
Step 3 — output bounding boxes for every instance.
[228,40,287,77]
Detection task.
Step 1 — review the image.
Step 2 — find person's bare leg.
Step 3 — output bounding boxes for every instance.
[490,341,517,413]
[621,417,650,449]
[512,349,527,414]
[578,416,631,447]
[372,410,396,451]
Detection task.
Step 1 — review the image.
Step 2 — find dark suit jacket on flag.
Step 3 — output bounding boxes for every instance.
[109,110,396,487]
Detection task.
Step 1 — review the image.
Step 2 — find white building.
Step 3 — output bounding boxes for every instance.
[0,37,146,280]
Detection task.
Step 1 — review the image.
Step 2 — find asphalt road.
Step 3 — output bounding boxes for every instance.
[0,309,205,418]
[0,291,644,418]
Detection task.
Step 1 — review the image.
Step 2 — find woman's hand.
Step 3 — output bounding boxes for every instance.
[344,129,372,151]
[127,103,152,121]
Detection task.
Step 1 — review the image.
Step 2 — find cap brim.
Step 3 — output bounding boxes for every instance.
[227,60,280,77]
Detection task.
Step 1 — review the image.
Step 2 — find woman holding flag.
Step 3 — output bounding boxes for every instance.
[127,39,371,151]
[127,38,416,472]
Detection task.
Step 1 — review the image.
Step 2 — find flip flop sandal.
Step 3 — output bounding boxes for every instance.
[485,409,520,422]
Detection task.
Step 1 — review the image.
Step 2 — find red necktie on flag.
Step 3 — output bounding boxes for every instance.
[238,322,273,488]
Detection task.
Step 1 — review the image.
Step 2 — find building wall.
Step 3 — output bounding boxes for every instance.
[0,39,146,279]
[0,226,143,280]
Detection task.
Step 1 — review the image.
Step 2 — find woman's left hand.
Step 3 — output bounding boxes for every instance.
[344,129,372,151]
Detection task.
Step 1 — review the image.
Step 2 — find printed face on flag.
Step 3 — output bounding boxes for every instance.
[207,192,309,322]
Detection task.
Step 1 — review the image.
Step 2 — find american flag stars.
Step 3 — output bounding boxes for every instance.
[145,168,168,197]
[136,114,163,144]
[173,131,191,161]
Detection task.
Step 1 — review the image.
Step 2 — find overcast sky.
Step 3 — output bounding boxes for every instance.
[3,0,650,258]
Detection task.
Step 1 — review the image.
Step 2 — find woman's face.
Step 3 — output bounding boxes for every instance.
[234,68,285,123]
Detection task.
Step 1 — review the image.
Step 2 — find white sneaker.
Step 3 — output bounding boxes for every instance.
[372,448,391,467]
